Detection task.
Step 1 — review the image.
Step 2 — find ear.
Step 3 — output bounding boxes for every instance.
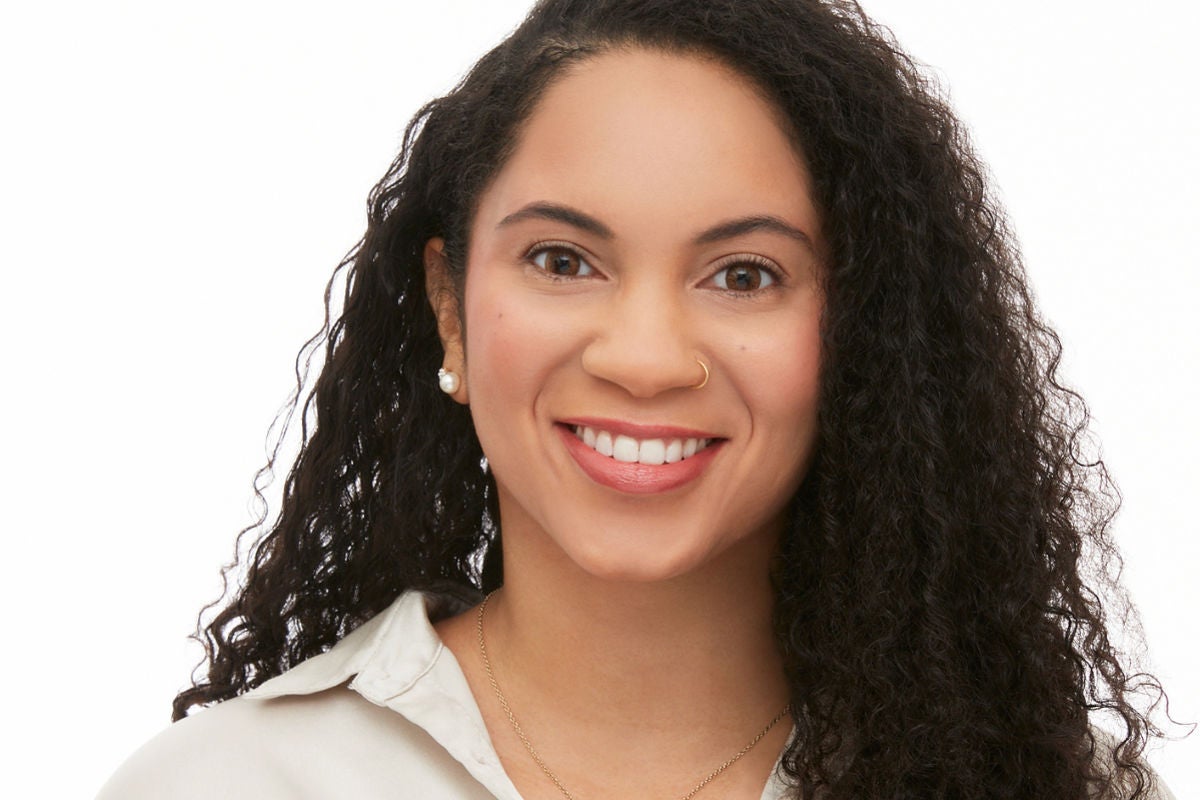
[424,238,469,404]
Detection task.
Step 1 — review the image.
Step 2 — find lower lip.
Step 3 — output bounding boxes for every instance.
[555,424,723,495]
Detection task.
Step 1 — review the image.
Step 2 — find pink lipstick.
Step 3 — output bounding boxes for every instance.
[555,420,724,495]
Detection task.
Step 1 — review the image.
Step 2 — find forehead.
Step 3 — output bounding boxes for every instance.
[474,47,821,247]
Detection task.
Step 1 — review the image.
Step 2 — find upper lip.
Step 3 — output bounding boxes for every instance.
[558,416,722,440]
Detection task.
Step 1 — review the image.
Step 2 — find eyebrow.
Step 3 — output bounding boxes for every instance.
[496,201,814,250]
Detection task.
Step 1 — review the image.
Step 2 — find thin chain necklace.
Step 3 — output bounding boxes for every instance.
[475,591,791,800]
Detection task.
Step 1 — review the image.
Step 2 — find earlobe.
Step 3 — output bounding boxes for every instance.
[424,238,469,404]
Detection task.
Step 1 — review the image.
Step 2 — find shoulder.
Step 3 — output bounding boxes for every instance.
[96,687,408,799]
[97,683,494,799]
[97,591,496,800]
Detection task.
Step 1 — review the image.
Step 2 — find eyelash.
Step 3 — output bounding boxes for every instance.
[525,241,597,280]
[708,254,783,295]
[523,241,784,294]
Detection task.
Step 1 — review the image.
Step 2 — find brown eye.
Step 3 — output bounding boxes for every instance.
[530,245,594,277]
[713,263,775,292]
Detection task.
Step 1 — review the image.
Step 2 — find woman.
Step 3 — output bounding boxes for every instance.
[99,0,1178,797]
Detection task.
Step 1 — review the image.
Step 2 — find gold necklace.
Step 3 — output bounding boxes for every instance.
[475,591,791,800]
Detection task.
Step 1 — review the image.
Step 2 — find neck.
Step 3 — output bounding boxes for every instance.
[485,525,789,735]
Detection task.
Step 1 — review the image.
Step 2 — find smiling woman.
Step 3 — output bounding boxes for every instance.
[425,50,823,586]
[98,1,1180,799]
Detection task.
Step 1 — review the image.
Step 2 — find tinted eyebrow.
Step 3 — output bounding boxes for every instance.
[496,202,614,239]
[497,202,813,251]
[693,215,814,249]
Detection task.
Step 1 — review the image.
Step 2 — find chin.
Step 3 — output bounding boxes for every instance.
[561,530,719,584]
[574,560,696,584]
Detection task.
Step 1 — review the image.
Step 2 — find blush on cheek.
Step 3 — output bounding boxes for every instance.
[779,336,822,397]
[734,321,821,397]
[728,320,821,476]
[468,307,525,383]
[466,270,592,381]
[465,287,575,405]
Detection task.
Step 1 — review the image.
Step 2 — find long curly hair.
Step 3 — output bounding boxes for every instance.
[173,1,1175,796]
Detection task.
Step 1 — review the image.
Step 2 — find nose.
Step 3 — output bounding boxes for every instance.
[580,283,704,398]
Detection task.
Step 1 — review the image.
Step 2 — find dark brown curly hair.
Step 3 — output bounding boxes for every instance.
[173,1,1178,797]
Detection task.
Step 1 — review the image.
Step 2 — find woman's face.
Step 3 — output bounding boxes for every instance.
[431,48,824,582]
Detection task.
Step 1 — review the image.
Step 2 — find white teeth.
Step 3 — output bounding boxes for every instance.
[639,439,666,465]
[571,425,712,464]
[612,435,639,463]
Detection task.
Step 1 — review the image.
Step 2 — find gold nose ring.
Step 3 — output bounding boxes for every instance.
[691,358,710,390]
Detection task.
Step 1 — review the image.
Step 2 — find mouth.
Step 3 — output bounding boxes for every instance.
[555,419,725,495]
[568,424,716,466]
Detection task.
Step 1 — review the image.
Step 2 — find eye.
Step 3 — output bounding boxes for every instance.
[528,243,595,278]
[709,259,778,292]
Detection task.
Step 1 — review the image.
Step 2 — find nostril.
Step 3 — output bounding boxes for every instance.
[579,343,705,398]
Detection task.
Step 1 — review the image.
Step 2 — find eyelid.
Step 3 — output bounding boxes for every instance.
[524,240,599,278]
[706,253,785,292]
[521,242,786,291]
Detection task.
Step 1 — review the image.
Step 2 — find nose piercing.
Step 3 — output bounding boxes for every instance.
[691,358,710,390]
[438,368,461,394]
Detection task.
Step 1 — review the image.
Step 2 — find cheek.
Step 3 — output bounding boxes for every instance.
[736,306,820,398]
[461,271,579,434]
[463,280,523,403]
[778,317,822,417]
[730,310,822,470]
[465,305,521,383]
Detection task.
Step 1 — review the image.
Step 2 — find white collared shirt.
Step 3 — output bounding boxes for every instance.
[98,592,793,799]
[98,592,1176,800]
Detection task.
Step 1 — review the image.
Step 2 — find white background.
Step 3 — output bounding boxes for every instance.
[1,1,1195,796]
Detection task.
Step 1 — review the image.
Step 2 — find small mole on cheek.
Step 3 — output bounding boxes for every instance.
[739,344,747,352]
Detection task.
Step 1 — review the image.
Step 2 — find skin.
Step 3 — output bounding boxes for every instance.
[429,48,824,800]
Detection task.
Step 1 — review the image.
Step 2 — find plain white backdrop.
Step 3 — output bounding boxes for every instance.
[1,1,1195,796]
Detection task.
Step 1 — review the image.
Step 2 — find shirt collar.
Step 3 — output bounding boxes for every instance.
[243,591,468,701]
[243,590,791,800]
[245,591,525,800]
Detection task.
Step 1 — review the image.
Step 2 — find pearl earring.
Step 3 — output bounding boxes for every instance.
[437,368,460,394]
